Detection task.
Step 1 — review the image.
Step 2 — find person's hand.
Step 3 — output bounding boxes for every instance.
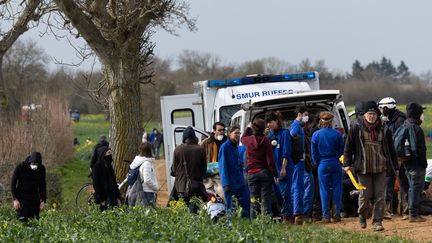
[264,127,270,135]
[100,201,106,206]
[40,201,45,210]
[13,200,20,210]
[343,167,350,173]
[280,168,286,178]
[274,177,279,185]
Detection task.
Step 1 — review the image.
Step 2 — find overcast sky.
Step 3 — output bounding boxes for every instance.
[23,0,432,74]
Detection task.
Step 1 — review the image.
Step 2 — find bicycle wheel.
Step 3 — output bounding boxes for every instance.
[76,183,95,212]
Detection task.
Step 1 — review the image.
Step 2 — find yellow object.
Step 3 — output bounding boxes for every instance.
[339,155,366,190]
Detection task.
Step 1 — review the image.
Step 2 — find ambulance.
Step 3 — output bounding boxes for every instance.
[160,72,350,193]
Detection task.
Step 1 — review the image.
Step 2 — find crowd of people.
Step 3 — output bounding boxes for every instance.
[169,97,431,231]
[9,97,432,233]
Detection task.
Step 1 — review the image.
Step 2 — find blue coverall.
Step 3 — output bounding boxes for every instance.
[268,128,294,217]
[290,119,305,215]
[218,139,250,218]
[311,127,344,219]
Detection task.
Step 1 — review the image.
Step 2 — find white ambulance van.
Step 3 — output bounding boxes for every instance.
[160,72,349,193]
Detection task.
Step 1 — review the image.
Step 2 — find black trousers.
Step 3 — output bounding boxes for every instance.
[17,199,40,222]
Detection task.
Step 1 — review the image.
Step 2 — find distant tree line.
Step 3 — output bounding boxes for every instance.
[3,42,432,122]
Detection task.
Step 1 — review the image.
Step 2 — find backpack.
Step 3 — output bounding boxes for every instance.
[127,165,142,186]
[291,135,303,163]
[393,124,416,161]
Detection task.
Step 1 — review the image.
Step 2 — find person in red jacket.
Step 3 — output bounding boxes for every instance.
[241,118,277,219]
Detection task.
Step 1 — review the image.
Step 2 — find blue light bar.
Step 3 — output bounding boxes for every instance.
[207,72,317,87]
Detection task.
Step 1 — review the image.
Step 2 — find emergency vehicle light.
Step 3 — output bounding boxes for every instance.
[207,72,316,87]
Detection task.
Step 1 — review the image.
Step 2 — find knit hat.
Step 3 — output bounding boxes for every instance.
[406,102,426,120]
[364,100,379,114]
[182,126,197,143]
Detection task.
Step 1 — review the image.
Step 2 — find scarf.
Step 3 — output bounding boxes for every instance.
[363,117,381,141]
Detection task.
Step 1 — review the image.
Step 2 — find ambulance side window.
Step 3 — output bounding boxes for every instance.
[171,109,195,126]
[232,116,241,127]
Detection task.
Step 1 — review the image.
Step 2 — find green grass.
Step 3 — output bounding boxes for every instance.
[0,206,409,242]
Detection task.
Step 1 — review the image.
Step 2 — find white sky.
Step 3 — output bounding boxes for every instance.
[22,0,432,74]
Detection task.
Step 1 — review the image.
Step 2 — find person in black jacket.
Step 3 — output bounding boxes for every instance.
[90,135,109,172]
[11,152,46,222]
[403,102,428,223]
[92,147,121,211]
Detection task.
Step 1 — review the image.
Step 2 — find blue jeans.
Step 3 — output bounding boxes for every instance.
[318,160,342,219]
[247,169,274,219]
[292,160,305,215]
[405,166,426,217]
[224,184,250,218]
[303,170,315,215]
[142,192,156,207]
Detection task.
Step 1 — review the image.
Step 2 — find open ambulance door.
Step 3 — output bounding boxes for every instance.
[160,94,207,194]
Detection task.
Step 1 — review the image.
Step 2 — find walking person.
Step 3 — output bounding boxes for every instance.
[171,126,207,214]
[242,118,277,219]
[289,106,309,224]
[401,103,428,222]
[311,112,344,223]
[343,101,398,231]
[265,111,294,224]
[218,125,250,218]
[11,152,46,223]
[92,147,122,211]
[127,143,159,207]
[378,97,407,219]
[152,129,163,160]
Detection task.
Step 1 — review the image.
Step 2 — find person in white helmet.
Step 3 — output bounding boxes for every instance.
[378,97,408,220]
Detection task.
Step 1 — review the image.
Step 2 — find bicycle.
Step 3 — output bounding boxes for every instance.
[75,160,130,212]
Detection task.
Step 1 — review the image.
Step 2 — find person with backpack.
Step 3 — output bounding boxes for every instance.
[242,118,277,219]
[378,97,407,220]
[311,112,345,223]
[289,106,308,224]
[397,102,428,222]
[92,147,122,211]
[11,152,46,223]
[343,101,398,231]
[170,126,207,214]
[218,125,250,218]
[127,143,159,207]
[265,111,294,224]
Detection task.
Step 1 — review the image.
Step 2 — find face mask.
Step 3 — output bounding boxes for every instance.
[301,115,309,123]
[30,164,38,170]
[104,154,113,163]
[216,135,224,141]
[420,114,425,122]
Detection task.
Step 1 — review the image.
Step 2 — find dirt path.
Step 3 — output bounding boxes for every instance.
[154,159,431,242]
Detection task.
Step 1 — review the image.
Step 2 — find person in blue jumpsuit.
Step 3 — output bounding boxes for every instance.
[265,111,294,224]
[289,106,308,224]
[218,125,250,218]
[311,111,344,222]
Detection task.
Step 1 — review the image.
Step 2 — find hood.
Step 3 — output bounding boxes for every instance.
[95,140,109,149]
[130,155,152,169]
[251,135,268,152]
[26,152,42,165]
[96,146,110,164]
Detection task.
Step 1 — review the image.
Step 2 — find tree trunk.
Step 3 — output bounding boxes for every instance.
[104,60,144,183]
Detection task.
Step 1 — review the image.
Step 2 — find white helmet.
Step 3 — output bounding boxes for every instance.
[378,97,396,110]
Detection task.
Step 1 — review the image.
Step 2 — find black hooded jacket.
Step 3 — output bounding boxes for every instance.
[11,152,46,202]
[385,109,407,135]
[91,147,121,203]
[90,140,109,169]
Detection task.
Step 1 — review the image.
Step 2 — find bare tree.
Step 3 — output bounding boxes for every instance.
[53,0,196,180]
[0,0,47,118]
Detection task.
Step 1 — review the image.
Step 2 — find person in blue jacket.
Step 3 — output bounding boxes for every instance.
[218,125,250,218]
[311,111,344,223]
[265,111,294,224]
[289,106,308,224]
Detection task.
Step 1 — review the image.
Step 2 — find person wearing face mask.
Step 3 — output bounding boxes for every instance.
[218,125,250,218]
[201,122,227,198]
[289,106,308,224]
[11,152,46,223]
[343,101,398,231]
[92,147,121,211]
[378,97,407,220]
[400,102,428,223]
